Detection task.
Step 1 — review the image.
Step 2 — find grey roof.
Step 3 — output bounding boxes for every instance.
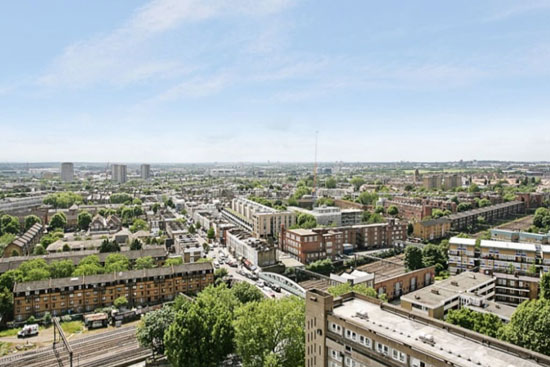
[14,262,213,293]
[448,201,523,220]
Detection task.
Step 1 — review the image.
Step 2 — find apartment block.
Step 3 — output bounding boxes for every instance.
[422,174,461,190]
[225,198,296,239]
[60,162,74,182]
[111,164,127,184]
[447,237,476,274]
[493,272,540,306]
[412,218,451,241]
[543,245,550,273]
[491,228,550,244]
[400,272,495,319]
[305,289,548,367]
[281,228,344,264]
[225,228,277,268]
[479,240,537,273]
[140,164,151,180]
[448,201,524,231]
[13,262,214,321]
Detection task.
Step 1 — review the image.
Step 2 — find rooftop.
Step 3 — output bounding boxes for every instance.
[449,236,477,246]
[332,296,544,367]
[480,240,537,252]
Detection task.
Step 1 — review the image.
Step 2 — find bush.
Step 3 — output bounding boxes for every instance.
[114,296,128,309]
[43,312,52,326]
[26,315,37,324]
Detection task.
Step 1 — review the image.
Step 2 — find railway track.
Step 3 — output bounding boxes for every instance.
[0,326,150,367]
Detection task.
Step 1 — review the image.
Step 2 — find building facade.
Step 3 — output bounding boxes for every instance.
[13,262,213,321]
[305,289,548,367]
[225,228,277,268]
[448,201,524,231]
[447,237,477,274]
[111,164,127,184]
[2,223,44,257]
[412,218,451,241]
[140,164,151,180]
[60,162,74,182]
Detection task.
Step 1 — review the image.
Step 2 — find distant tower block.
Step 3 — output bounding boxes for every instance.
[60,162,74,182]
[112,164,127,184]
[141,164,151,180]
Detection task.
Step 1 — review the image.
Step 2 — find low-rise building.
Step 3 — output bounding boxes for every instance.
[490,228,550,244]
[493,272,540,306]
[305,289,548,367]
[400,272,495,319]
[13,262,214,321]
[225,228,277,268]
[448,201,524,231]
[2,223,44,257]
[280,228,344,264]
[412,217,451,241]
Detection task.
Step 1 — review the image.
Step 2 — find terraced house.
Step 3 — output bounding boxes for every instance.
[12,262,213,321]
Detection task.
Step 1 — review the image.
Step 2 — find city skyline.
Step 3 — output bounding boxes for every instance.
[2,0,550,162]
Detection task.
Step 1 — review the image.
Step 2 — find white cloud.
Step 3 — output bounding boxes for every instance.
[483,0,550,22]
[38,0,294,88]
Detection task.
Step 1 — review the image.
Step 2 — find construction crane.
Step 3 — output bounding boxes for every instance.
[312,131,318,202]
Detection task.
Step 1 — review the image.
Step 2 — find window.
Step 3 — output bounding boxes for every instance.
[330,322,342,334]
[345,329,357,341]
[359,335,371,348]
[376,342,389,356]
[392,349,406,363]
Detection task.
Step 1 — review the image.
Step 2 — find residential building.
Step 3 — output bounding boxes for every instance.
[479,240,538,273]
[224,198,296,239]
[341,209,362,226]
[225,228,277,268]
[305,289,548,367]
[13,262,214,321]
[412,218,451,241]
[89,214,122,234]
[2,223,44,257]
[140,164,151,180]
[447,236,477,274]
[493,272,540,306]
[422,174,461,190]
[60,162,74,182]
[292,206,343,227]
[281,228,344,264]
[543,245,550,273]
[448,201,524,231]
[400,272,495,319]
[111,164,127,184]
[490,228,550,244]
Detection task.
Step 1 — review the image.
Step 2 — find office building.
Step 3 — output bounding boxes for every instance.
[112,164,127,184]
[140,164,151,180]
[305,289,548,367]
[60,162,74,182]
[13,262,214,321]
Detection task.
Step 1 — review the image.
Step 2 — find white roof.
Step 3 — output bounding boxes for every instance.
[541,245,550,254]
[480,240,537,252]
[449,237,476,246]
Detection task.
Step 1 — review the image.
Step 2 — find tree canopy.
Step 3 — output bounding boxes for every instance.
[404,245,423,271]
[24,215,41,231]
[446,307,504,338]
[49,212,67,231]
[43,192,82,208]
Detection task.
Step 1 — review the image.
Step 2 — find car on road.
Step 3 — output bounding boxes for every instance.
[269,283,281,292]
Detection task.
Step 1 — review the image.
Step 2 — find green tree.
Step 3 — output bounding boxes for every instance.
[77,211,92,231]
[137,306,175,357]
[231,281,264,304]
[233,297,305,367]
[187,224,196,234]
[214,268,228,280]
[33,244,46,255]
[114,296,128,309]
[49,212,67,230]
[24,215,41,231]
[500,299,550,355]
[446,307,503,338]
[130,238,142,251]
[99,239,120,253]
[110,193,133,204]
[0,288,14,321]
[306,259,333,275]
[207,227,215,240]
[540,273,550,301]
[457,202,473,212]
[62,243,71,252]
[43,192,82,208]
[431,209,451,219]
[291,213,317,229]
[105,253,129,272]
[49,260,75,278]
[328,283,377,298]
[130,219,149,233]
[325,177,337,189]
[135,256,155,270]
[357,191,378,206]
[73,263,104,276]
[0,215,20,235]
[40,231,63,248]
[350,176,366,191]
[404,245,423,271]
[422,244,447,270]
[164,257,183,267]
[387,205,399,216]
[0,269,23,290]
[164,285,237,367]
[468,183,480,193]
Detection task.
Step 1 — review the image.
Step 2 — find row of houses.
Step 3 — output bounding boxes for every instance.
[13,262,214,321]
[3,223,44,257]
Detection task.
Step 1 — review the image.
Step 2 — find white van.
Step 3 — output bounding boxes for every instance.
[17,324,39,338]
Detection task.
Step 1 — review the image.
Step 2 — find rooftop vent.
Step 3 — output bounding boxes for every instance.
[431,289,440,295]
[451,281,459,286]
[419,334,435,346]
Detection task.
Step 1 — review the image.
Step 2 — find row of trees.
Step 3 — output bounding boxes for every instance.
[43,192,82,208]
[404,244,448,274]
[137,283,305,367]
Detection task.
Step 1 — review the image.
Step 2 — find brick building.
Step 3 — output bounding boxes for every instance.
[412,217,451,241]
[2,222,44,257]
[13,262,213,321]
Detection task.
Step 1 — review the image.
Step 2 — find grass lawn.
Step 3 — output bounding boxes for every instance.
[0,341,13,356]
[61,321,84,334]
[0,328,19,338]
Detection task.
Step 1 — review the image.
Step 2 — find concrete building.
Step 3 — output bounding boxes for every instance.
[543,245,550,273]
[111,164,127,184]
[224,198,296,239]
[479,240,538,273]
[305,289,548,367]
[60,162,74,182]
[400,272,495,319]
[447,237,477,274]
[341,209,362,226]
[13,262,214,321]
[448,201,524,231]
[422,174,461,190]
[225,228,277,268]
[140,164,151,180]
[490,228,550,244]
[281,228,344,264]
[493,272,540,306]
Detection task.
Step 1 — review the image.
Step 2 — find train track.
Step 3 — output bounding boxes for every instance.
[0,326,150,367]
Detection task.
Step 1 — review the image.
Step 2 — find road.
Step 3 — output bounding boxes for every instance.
[205,244,290,300]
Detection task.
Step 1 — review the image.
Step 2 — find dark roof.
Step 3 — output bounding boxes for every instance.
[14,262,213,293]
[448,201,523,220]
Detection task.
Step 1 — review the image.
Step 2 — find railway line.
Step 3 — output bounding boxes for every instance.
[0,325,150,367]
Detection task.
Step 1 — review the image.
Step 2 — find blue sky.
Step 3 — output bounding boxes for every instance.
[1,0,550,163]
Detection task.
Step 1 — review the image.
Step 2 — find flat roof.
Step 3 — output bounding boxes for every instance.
[332,297,542,367]
[400,272,494,308]
[449,237,476,246]
[480,240,537,252]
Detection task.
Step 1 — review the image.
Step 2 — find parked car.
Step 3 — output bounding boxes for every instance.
[17,324,39,338]
[269,283,281,292]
